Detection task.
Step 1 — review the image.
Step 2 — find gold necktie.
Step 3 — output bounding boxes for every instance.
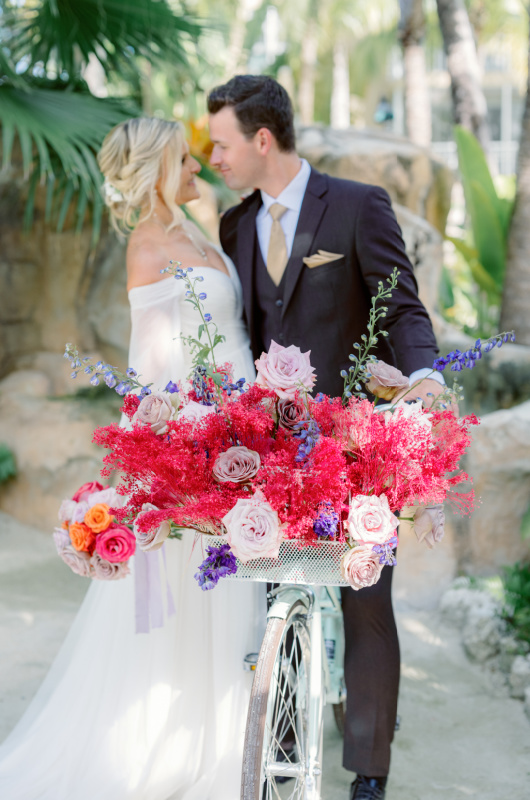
[266,202,288,286]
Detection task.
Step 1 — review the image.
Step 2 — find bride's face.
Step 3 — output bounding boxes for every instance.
[174,143,201,205]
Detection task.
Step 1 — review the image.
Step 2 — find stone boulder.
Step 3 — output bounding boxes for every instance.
[463,400,530,574]
[297,125,454,233]
[0,369,121,531]
[509,654,530,699]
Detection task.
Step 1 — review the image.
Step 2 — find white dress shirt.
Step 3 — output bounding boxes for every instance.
[255,158,443,388]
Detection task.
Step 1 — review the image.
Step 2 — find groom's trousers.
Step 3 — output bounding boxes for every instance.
[340,563,400,777]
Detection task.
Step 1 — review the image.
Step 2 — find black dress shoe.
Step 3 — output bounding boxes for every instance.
[350,775,387,800]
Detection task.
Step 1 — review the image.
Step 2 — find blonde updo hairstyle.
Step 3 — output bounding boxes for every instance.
[97,117,186,234]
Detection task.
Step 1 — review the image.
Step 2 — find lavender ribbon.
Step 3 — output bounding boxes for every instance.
[134,544,175,634]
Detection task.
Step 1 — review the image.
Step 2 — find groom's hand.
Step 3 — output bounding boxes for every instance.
[394,378,459,415]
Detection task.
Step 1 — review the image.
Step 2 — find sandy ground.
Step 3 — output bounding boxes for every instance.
[1,511,529,799]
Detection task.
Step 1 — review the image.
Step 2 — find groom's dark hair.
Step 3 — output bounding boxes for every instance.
[207,75,296,153]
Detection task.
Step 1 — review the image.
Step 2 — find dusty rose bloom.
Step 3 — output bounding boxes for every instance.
[178,400,216,425]
[91,552,130,580]
[413,505,445,549]
[347,494,399,545]
[341,545,383,590]
[58,543,93,577]
[133,503,172,551]
[213,446,261,483]
[365,361,409,401]
[58,499,77,523]
[222,490,284,562]
[277,398,308,431]
[255,341,316,399]
[132,392,174,434]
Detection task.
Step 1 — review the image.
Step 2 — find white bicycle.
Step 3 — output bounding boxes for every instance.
[209,537,350,800]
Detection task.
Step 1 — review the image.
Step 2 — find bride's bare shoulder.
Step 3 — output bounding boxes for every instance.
[126,225,170,290]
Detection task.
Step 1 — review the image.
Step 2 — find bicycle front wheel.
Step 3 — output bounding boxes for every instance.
[241,593,313,799]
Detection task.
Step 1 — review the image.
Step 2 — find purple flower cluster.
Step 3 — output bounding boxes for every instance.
[194,542,238,590]
[372,536,398,566]
[192,365,216,405]
[293,418,321,462]
[64,344,151,398]
[313,503,339,538]
[433,331,515,372]
[221,375,246,396]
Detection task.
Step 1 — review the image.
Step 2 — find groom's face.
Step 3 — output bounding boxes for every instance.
[209,107,263,191]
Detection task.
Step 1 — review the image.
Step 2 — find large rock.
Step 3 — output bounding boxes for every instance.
[0,369,121,530]
[463,401,530,573]
[509,655,530,699]
[297,125,454,233]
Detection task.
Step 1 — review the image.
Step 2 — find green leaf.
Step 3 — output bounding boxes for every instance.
[0,444,16,484]
[468,180,506,288]
[455,125,503,223]
[521,506,530,540]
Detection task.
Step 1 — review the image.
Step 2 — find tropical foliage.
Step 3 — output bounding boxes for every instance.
[502,561,530,645]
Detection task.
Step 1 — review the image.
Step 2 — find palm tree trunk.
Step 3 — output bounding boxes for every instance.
[223,0,253,78]
[330,39,350,129]
[436,0,490,152]
[500,19,530,344]
[399,0,431,146]
[298,8,319,125]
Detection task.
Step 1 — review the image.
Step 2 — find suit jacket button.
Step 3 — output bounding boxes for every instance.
[275,299,283,307]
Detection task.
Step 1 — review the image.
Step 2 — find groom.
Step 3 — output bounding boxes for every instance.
[208,75,443,799]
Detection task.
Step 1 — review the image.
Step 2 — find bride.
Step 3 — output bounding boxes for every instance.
[0,117,263,799]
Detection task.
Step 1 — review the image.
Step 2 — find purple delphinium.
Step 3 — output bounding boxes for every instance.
[165,380,179,394]
[433,331,515,372]
[372,536,398,567]
[293,418,320,462]
[221,375,246,396]
[192,365,215,405]
[313,503,339,538]
[194,543,238,590]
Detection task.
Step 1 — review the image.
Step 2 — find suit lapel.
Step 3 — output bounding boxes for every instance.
[236,192,262,336]
[282,169,329,315]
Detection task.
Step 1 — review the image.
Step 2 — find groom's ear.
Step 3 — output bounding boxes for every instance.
[254,127,274,157]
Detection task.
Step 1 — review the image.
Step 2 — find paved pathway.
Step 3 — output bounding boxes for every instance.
[1,511,529,799]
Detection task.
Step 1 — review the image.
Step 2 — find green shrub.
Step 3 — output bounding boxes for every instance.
[0,444,16,484]
[502,562,530,645]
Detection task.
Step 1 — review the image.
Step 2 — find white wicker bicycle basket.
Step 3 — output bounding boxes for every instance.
[206,536,350,586]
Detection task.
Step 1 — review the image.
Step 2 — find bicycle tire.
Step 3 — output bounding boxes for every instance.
[241,598,312,799]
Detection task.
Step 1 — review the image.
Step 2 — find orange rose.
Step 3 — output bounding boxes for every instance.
[69,522,96,554]
[84,503,113,533]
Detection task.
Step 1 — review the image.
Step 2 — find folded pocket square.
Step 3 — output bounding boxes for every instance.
[303,250,344,268]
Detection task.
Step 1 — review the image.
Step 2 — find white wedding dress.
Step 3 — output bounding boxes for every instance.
[0,253,264,799]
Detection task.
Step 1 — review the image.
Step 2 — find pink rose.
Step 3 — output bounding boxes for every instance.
[57,543,93,577]
[255,340,316,399]
[413,505,445,549]
[91,552,130,580]
[365,361,409,401]
[72,481,104,503]
[341,545,384,590]
[178,400,216,425]
[133,503,171,551]
[222,490,284,563]
[132,391,175,434]
[277,397,308,431]
[95,524,136,563]
[347,494,399,545]
[213,446,261,483]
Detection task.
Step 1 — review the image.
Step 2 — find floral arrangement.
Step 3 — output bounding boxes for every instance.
[53,481,136,579]
[64,264,515,592]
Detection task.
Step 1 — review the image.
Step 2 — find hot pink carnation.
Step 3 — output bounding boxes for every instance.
[222,490,284,562]
[341,545,384,590]
[347,494,399,545]
[255,340,316,399]
[95,524,136,563]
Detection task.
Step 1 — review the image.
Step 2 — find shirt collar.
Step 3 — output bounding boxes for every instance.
[260,158,311,215]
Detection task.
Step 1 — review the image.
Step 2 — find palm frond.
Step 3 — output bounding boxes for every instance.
[3,0,203,80]
[0,84,135,239]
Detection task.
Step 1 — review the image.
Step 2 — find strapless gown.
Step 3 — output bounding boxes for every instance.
[0,252,264,799]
